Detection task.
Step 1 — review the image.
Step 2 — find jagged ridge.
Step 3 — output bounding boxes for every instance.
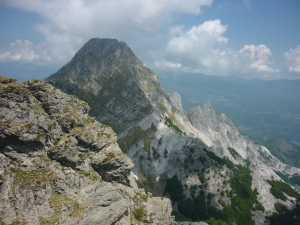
[45,38,300,224]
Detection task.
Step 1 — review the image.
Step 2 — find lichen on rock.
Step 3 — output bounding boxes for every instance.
[0,76,173,225]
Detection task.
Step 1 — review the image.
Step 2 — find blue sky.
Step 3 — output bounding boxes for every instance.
[0,0,299,81]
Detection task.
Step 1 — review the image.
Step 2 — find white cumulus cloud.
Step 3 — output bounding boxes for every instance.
[2,0,212,64]
[239,44,279,73]
[0,39,51,64]
[284,46,300,73]
[159,20,278,76]
[163,20,230,74]
[154,60,182,69]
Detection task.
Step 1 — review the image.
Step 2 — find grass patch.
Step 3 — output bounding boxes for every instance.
[10,167,53,188]
[40,191,91,224]
[79,169,102,181]
[10,221,27,225]
[102,152,115,163]
[117,125,157,153]
[165,116,183,135]
[133,206,145,221]
[135,172,164,196]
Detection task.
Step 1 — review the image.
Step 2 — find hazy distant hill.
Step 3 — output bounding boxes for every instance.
[156,71,300,145]
[264,139,300,168]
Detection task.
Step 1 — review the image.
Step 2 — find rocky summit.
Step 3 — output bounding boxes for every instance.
[45,38,159,133]
[46,38,300,225]
[0,76,173,225]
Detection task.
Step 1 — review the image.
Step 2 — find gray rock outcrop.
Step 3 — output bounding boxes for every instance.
[0,76,173,225]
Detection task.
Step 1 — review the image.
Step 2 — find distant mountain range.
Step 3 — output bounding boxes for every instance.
[156,71,300,146]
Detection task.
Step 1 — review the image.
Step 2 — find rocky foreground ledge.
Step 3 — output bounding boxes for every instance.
[0,76,173,225]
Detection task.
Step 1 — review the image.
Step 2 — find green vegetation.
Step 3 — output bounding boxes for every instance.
[78,153,85,158]
[9,221,26,225]
[167,165,257,225]
[10,166,53,188]
[267,180,300,201]
[79,169,102,181]
[228,147,241,160]
[198,156,206,164]
[135,172,163,196]
[156,100,167,112]
[274,202,287,213]
[102,152,115,163]
[206,166,256,225]
[267,204,300,225]
[205,218,229,225]
[171,211,191,222]
[191,191,208,220]
[206,151,234,169]
[172,188,208,221]
[253,201,265,211]
[178,198,201,221]
[133,207,145,221]
[165,117,184,135]
[117,125,157,153]
[40,191,91,224]
[158,72,300,146]
[198,172,206,183]
[55,65,154,134]
[164,175,184,202]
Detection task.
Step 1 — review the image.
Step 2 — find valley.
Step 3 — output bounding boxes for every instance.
[156,71,300,145]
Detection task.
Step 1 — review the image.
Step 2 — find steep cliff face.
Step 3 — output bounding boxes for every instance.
[0,76,173,225]
[46,38,155,133]
[186,102,300,175]
[45,38,300,224]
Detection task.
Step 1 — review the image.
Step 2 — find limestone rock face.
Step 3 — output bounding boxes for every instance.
[186,102,300,176]
[0,76,173,225]
[46,38,154,133]
[44,38,300,224]
[168,92,183,113]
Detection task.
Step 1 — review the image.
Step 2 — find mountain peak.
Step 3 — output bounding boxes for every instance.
[46,38,158,133]
[46,38,141,83]
[74,38,132,61]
